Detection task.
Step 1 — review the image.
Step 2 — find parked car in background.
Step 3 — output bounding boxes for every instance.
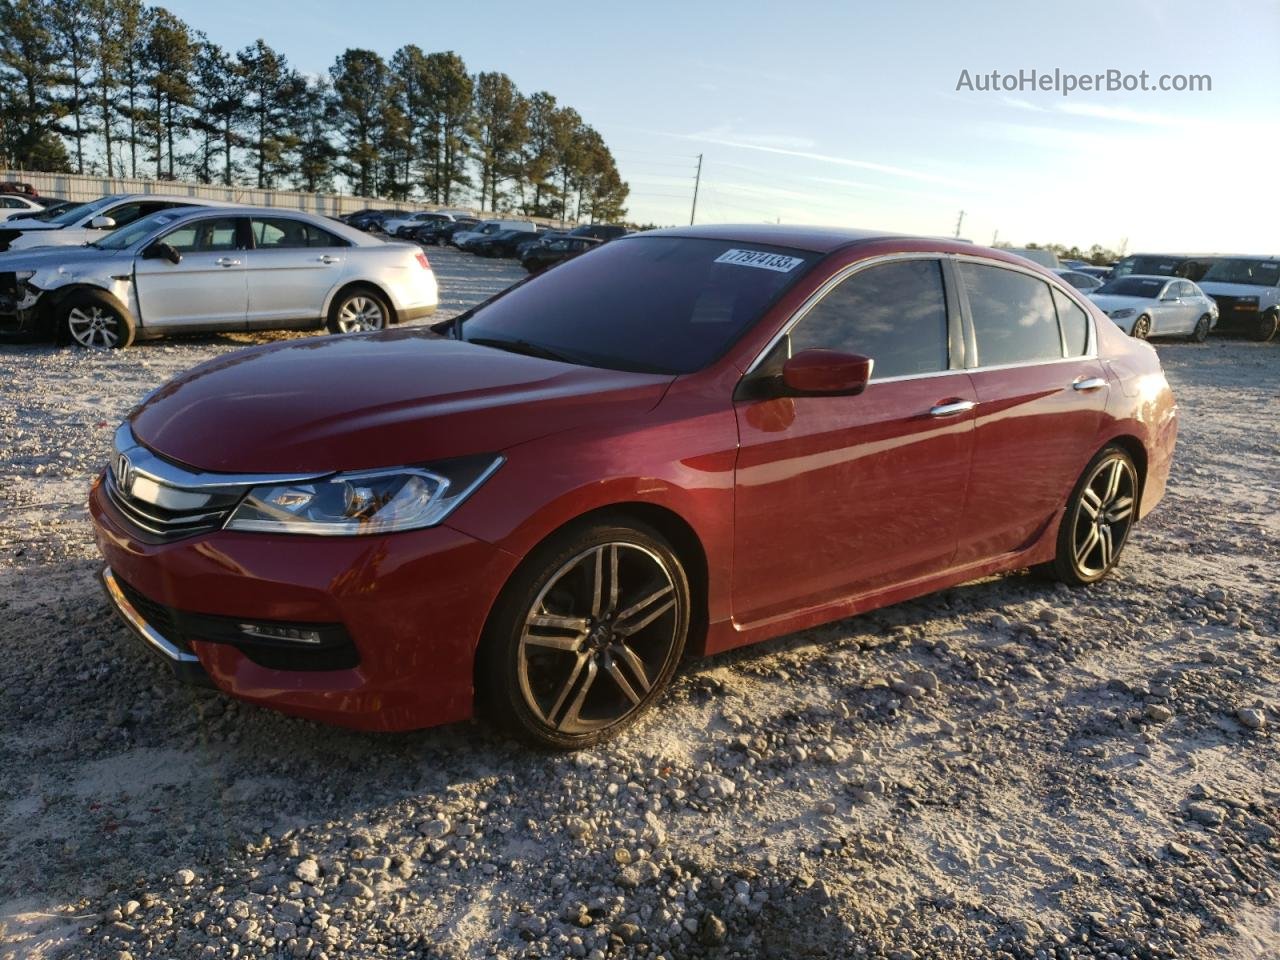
[1111,253,1218,282]
[0,207,436,348]
[452,219,537,250]
[521,235,600,273]
[567,224,628,243]
[384,211,453,238]
[0,181,39,197]
[1076,265,1112,282]
[515,231,567,259]
[1054,268,1104,292]
[414,218,479,245]
[0,194,231,252]
[345,209,401,232]
[0,194,46,220]
[1087,275,1218,341]
[1197,256,1280,341]
[89,225,1175,746]
[470,229,540,259]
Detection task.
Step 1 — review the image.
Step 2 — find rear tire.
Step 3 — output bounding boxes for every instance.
[326,286,390,334]
[1044,446,1139,586]
[1191,314,1211,342]
[59,290,135,350]
[477,519,690,750]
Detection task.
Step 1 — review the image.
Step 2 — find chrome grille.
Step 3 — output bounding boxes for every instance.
[104,467,239,542]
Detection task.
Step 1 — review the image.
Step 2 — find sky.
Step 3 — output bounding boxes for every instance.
[161,0,1280,253]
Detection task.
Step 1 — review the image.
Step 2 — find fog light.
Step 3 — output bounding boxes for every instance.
[237,623,323,645]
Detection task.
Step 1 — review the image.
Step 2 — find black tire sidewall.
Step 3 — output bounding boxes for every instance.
[326,287,391,335]
[1052,445,1138,586]
[1255,312,1279,343]
[59,290,134,349]
[1192,315,1210,342]
[478,519,691,750]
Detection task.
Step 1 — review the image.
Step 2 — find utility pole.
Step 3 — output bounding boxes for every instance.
[690,153,703,226]
[991,229,999,246]
[954,209,965,239]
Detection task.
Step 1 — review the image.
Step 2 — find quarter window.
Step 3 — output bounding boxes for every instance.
[961,263,1063,366]
[1052,287,1089,357]
[161,217,240,253]
[251,217,346,249]
[789,258,950,379]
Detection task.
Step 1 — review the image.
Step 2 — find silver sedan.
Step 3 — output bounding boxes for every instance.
[0,207,438,348]
[1087,275,1218,341]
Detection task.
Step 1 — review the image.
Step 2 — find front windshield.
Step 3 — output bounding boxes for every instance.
[89,209,187,251]
[460,236,819,374]
[1096,277,1166,297]
[31,195,116,225]
[1113,255,1184,278]
[1201,258,1280,287]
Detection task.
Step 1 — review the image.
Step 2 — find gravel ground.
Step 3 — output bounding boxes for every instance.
[1,248,1277,960]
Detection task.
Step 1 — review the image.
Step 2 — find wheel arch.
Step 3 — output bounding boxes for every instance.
[46,283,135,344]
[1098,433,1148,501]
[323,279,399,326]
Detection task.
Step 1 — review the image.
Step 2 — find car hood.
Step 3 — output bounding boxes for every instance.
[130,329,675,473]
[1,217,58,230]
[1197,281,1272,298]
[0,244,123,274]
[1087,294,1153,312]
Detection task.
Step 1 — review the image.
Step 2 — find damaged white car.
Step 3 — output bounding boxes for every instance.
[0,206,438,349]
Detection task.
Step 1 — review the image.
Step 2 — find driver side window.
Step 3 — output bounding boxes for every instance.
[789,258,951,380]
[161,218,241,253]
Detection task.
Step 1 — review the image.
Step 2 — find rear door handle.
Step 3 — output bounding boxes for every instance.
[318,255,340,264]
[1072,377,1108,392]
[215,257,241,267]
[928,399,976,418]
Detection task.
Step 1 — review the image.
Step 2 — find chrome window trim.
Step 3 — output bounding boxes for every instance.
[949,252,1099,367]
[743,252,956,378]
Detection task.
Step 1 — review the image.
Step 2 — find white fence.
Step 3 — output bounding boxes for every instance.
[0,170,571,225]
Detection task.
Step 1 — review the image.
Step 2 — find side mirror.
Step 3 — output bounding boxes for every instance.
[88,215,116,229]
[782,349,874,397]
[142,241,181,264]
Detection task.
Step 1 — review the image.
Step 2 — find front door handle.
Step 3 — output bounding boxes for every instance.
[1072,377,1108,392]
[215,257,241,267]
[318,255,340,264]
[928,399,976,418]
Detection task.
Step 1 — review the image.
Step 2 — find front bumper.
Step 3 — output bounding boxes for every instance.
[91,474,520,731]
[0,275,46,337]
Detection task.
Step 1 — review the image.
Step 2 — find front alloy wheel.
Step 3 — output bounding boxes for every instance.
[482,522,689,748]
[1048,447,1139,585]
[1132,315,1151,340]
[1191,314,1211,342]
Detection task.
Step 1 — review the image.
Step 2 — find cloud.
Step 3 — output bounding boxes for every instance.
[1057,101,1179,127]
[1001,96,1047,113]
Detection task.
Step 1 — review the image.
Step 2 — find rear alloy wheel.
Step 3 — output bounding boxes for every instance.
[1131,314,1151,340]
[60,292,135,349]
[1253,311,1279,343]
[1047,447,1139,585]
[481,522,690,749]
[327,288,389,334]
[1191,314,1211,342]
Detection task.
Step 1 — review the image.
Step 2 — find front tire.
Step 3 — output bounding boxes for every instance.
[1191,314,1211,342]
[59,290,135,349]
[326,286,390,334]
[1253,310,1279,343]
[478,520,690,749]
[1131,314,1151,340]
[1045,446,1139,585]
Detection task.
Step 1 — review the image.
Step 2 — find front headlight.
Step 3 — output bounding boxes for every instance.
[1110,308,1135,319]
[225,455,503,535]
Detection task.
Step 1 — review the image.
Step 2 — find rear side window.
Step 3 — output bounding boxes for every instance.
[251,217,346,249]
[961,263,1062,366]
[790,259,950,379]
[1052,287,1089,357]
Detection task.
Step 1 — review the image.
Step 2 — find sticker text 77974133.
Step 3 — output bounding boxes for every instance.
[714,249,806,273]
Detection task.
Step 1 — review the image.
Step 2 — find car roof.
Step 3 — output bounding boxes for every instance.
[1109,274,1176,282]
[145,205,375,245]
[96,193,237,205]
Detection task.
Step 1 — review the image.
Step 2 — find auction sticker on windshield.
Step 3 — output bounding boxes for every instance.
[714,248,806,273]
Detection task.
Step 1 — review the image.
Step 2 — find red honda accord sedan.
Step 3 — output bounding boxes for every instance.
[91,226,1177,748]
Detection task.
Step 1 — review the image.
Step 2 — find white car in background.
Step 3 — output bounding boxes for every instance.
[0,194,233,252]
[0,207,437,348]
[1087,275,1218,341]
[0,194,46,220]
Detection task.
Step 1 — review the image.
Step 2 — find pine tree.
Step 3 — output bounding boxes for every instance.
[144,9,195,180]
[329,48,389,197]
[472,71,527,212]
[0,0,67,170]
[421,51,471,204]
[50,0,96,173]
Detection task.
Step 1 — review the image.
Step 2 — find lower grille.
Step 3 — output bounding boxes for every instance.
[114,576,194,655]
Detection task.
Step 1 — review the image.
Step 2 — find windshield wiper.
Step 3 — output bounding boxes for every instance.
[465,335,580,365]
